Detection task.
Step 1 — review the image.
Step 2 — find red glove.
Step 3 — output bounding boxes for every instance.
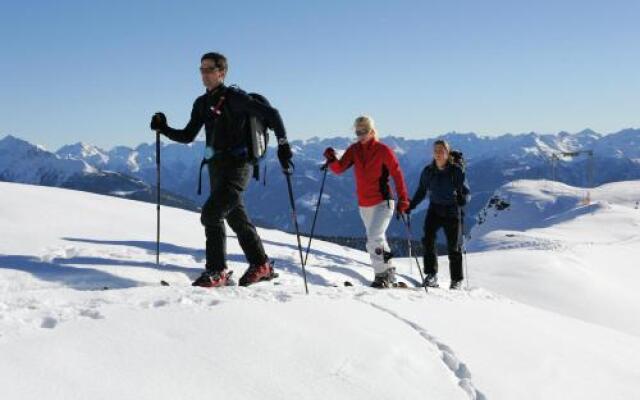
[323,147,337,163]
[396,198,410,214]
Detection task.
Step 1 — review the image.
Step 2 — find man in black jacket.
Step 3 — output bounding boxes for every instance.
[150,52,293,288]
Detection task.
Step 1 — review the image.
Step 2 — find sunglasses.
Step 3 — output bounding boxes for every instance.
[199,66,219,74]
[355,129,370,136]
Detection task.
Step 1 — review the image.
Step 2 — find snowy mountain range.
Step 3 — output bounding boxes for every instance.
[1,179,639,399]
[1,128,639,238]
[0,135,199,211]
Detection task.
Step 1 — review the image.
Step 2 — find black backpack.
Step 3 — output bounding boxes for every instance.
[244,92,272,182]
[245,93,270,163]
[450,150,468,207]
[450,150,465,172]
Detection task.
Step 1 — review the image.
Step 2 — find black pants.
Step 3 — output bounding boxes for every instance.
[200,158,267,272]
[422,204,463,282]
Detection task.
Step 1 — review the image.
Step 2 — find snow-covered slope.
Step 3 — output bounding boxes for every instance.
[1,181,639,400]
[468,179,640,336]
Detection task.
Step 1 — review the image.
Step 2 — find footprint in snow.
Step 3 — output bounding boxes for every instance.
[40,317,58,329]
[79,309,105,320]
[153,299,170,308]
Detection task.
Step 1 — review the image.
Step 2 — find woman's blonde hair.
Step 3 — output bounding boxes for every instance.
[433,139,453,164]
[354,115,377,138]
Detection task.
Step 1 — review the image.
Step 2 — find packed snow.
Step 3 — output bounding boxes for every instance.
[468,180,640,337]
[1,180,639,399]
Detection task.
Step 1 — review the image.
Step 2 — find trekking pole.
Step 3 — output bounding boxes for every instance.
[303,163,329,266]
[460,210,470,289]
[155,132,169,286]
[284,169,309,294]
[401,214,428,294]
[155,132,161,267]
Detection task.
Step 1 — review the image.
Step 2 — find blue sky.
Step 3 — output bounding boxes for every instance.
[1,0,638,150]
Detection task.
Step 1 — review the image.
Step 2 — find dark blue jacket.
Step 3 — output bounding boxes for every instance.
[409,163,470,210]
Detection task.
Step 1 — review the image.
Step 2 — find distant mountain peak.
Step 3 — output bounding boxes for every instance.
[0,134,48,153]
[576,128,601,137]
[441,131,480,139]
[58,141,105,153]
[1,134,32,147]
[57,142,109,165]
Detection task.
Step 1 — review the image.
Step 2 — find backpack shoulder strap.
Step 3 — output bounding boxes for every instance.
[227,84,244,93]
[211,91,227,116]
[449,164,461,187]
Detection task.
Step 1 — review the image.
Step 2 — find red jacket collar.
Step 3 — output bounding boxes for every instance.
[357,137,378,150]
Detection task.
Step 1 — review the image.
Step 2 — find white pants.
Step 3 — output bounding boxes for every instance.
[359,200,395,274]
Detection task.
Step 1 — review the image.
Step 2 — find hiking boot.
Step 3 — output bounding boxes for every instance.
[192,269,234,288]
[423,273,439,288]
[449,280,464,290]
[239,260,278,287]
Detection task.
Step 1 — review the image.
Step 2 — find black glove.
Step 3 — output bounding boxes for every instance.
[277,140,293,172]
[455,190,467,207]
[150,112,168,133]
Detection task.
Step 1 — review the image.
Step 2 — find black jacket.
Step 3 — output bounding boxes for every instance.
[161,85,287,152]
[409,163,470,210]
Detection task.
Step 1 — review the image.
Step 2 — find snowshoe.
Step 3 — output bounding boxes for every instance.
[449,280,464,290]
[370,268,397,289]
[392,281,409,289]
[423,273,439,288]
[239,260,278,287]
[192,269,234,288]
[371,278,390,289]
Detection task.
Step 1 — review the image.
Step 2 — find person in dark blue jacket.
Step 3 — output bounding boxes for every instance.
[408,139,470,290]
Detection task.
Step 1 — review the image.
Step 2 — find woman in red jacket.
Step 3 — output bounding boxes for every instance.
[324,116,410,288]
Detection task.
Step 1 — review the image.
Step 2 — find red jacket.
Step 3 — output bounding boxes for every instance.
[329,139,409,207]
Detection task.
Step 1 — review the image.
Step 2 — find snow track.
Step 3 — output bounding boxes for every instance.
[361,300,487,400]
